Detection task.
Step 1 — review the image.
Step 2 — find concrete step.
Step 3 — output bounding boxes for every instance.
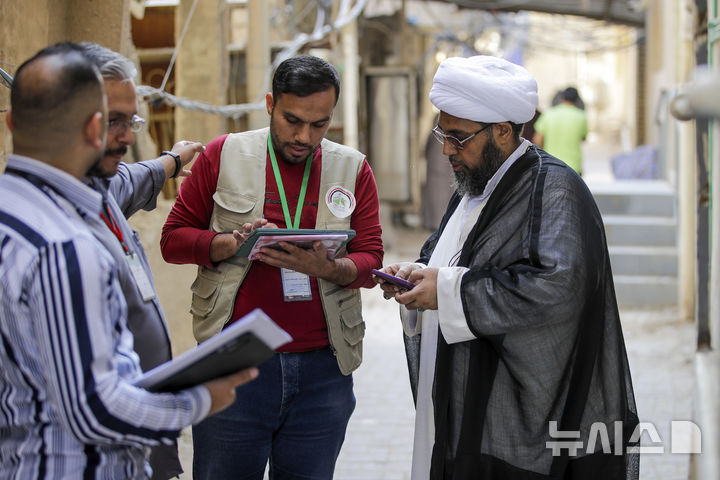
[613,275,678,308]
[603,215,677,247]
[590,180,676,217]
[609,245,678,276]
[587,180,679,309]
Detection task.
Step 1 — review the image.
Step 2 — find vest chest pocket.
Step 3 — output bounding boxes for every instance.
[190,267,225,319]
[212,189,258,227]
[339,305,365,346]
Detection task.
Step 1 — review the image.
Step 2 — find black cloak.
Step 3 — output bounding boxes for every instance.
[404,147,639,479]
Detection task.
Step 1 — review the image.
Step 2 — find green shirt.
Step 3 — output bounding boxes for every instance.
[534,103,588,174]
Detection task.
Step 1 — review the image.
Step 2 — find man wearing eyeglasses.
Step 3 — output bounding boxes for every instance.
[76,42,205,480]
[375,55,638,480]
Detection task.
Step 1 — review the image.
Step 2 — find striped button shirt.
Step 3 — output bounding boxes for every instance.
[0,155,210,479]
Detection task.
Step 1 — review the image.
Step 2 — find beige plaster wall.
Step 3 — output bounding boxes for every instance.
[1,0,133,169]
[1,0,53,168]
[175,0,229,144]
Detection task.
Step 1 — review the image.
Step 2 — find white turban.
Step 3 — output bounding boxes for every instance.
[429,55,539,124]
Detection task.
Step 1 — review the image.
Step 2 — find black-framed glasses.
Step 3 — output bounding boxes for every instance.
[431,123,493,150]
[108,114,146,133]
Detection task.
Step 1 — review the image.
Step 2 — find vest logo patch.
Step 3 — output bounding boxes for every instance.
[325,186,356,218]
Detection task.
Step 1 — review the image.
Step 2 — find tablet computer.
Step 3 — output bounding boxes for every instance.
[235,228,356,260]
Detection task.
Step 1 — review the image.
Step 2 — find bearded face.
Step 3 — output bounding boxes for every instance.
[451,134,506,196]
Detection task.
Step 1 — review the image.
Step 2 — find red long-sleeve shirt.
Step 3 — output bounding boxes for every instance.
[161,134,383,351]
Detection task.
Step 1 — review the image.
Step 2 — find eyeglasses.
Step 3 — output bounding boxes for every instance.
[431,123,493,150]
[108,114,146,133]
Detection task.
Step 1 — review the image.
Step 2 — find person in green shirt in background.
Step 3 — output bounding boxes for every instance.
[533,86,588,175]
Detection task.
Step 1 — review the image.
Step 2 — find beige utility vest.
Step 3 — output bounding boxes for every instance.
[190,127,366,375]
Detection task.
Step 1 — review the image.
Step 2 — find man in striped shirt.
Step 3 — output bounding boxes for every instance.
[0,43,257,479]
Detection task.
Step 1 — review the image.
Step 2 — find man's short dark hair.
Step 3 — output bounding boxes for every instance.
[271,55,340,104]
[562,87,580,104]
[11,42,104,145]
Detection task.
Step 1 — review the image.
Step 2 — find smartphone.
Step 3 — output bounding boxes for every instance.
[371,269,416,291]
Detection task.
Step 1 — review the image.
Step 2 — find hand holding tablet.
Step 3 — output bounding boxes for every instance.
[236,229,356,260]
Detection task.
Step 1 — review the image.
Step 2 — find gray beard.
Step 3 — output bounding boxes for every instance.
[451,138,506,196]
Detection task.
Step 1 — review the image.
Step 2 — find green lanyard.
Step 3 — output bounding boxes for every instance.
[267,135,313,229]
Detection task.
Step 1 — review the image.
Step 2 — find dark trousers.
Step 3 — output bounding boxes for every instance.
[192,348,355,480]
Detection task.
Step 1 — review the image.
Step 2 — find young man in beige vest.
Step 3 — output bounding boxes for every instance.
[161,55,383,479]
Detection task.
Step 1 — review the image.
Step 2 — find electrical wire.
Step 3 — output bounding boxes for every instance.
[159,0,200,92]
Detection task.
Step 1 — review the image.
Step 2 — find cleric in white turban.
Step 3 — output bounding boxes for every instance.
[377,54,640,480]
[430,55,539,124]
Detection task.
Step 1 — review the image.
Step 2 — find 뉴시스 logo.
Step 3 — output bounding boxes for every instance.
[546,420,702,455]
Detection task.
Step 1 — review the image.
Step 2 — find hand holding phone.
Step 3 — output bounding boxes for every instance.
[371,268,416,291]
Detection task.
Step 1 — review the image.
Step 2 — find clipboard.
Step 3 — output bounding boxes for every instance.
[235,228,356,260]
[133,308,292,393]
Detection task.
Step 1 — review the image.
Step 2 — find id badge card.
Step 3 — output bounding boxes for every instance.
[281,268,312,302]
[125,252,156,302]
